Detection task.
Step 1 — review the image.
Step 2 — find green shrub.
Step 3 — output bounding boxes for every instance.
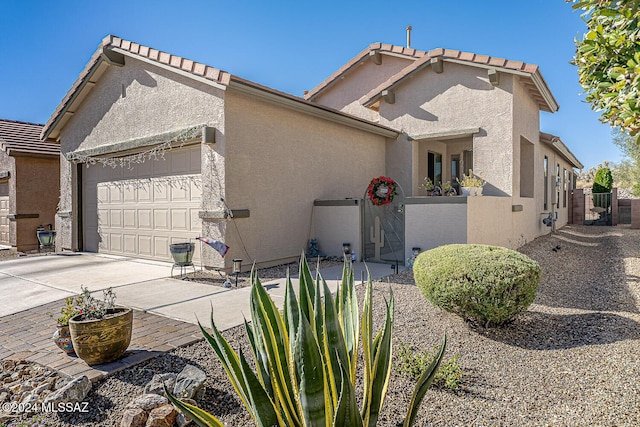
[167,255,447,427]
[395,341,462,390]
[414,244,540,327]
[593,167,613,193]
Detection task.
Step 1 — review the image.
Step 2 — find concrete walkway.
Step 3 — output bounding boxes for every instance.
[0,253,404,381]
[0,253,403,327]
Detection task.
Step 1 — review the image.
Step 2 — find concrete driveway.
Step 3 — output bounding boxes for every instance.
[0,253,175,317]
[0,253,401,330]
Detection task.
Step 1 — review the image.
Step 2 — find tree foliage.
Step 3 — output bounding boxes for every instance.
[569,0,640,136]
[593,167,614,193]
[612,129,640,194]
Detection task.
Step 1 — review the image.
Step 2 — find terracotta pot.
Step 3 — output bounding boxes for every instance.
[52,324,75,354]
[69,308,133,365]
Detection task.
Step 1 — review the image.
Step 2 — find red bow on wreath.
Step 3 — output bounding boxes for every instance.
[367,176,398,206]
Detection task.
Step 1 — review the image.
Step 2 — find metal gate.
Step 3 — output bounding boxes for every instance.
[362,183,405,265]
[584,189,612,225]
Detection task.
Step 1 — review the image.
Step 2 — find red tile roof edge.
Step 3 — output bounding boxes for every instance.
[42,35,400,142]
[303,43,427,101]
[42,35,233,140]
[359,47,553,111]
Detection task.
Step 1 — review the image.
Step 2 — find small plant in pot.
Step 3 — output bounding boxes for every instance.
[68,286,133,365]
[47,297,79,354]
[419,176,437,196]
[457,169,485,196]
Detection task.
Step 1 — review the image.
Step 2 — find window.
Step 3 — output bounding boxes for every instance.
[462,150,473,177]
[451,155,460,192]
[543,156,548,210]
[428,152,442,185]
[556,164,560,208]
[563,168,568,208]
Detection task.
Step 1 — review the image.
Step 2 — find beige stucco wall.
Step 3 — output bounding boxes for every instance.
[312,54,413,121]
[376,63,516,197]
[466,196,515,247]
[312,202,362,259]
[56,56,227,262]
[224,89,387,268]
[404,199,467,259]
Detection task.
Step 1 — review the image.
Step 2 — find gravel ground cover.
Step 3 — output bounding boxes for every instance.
[6,225,640,426]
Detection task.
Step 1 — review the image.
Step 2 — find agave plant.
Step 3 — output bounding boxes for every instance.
[166,255,446,427]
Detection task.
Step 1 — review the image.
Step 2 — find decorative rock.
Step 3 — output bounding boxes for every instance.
[20,393,38,406]
[173,365,206,400]
[145,404,177,427]
[143,373,177,396]
[33,382,52,395]
[43,375,91,406]
[126,394,169,411]
[120,407,148,427]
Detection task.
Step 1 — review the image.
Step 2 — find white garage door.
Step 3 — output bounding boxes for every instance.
[0,182,9,245]
[83,146,202,263]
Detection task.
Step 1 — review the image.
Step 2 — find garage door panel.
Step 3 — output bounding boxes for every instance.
[171,185,189,201]
[0,193,10,245]
[123,234,137,254]
[109,184,122,202]
[171,209,189,230]
[138,182,152,202]
[154,184,169,202]
[84,146,201,263]
[110,234,122,252]
[110,210,122,228]
[123,209,136,228]
[97,186,109,203]
[154,209,169,229]
[138,235,152,256]
[123,185,136,202]
[154,236,170,257]
[138,210,152,229]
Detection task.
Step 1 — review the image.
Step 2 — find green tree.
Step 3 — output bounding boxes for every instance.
[593,167,613,193]
[612,129,640,195]
[569,0,640,136]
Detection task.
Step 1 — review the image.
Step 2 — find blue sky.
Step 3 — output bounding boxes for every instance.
[0,0,619,169]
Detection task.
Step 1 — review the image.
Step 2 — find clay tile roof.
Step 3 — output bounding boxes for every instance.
[42,34,233,141]
[42,35,398,142]
[0,119,59,156]
[304,43,427,101]
[359,47,557,113]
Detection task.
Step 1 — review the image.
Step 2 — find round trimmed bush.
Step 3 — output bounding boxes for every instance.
[413,244,540,327]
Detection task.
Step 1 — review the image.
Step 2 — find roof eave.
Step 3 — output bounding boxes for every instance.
[541,133,583,169]
[229,78,399,139]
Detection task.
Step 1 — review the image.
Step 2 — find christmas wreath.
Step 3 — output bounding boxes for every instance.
[367,176,398,206]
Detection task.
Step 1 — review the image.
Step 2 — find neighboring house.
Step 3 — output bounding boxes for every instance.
[42,35,581,270]
[305,43,583,260]
[0,119,60,251]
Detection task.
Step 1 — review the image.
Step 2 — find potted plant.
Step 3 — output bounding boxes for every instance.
[457,170,485,196]
[418,177,437,196]
[68,286,133,365]
[47,297,78,354]
[441,181,457,196]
